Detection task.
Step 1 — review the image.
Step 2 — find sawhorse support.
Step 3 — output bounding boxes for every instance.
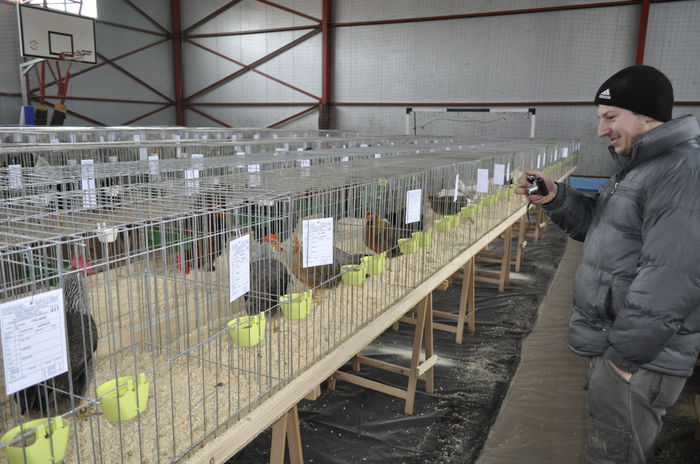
[475,224,514,292]
[328,294,438,414]
[270,405,303,464]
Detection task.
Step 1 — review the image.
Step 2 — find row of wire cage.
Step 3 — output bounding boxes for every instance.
[0,127,579,463]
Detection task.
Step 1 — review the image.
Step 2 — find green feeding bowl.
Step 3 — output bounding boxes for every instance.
[228,313,266,347]
[481,195,497,208]
[341,264,366,286]
[361,253,386,275]
[1,417,69,464]
[412,229,432,247]
[280,290,313,320]
[447,214,460,228]
[97,373,150,423]
[398,238,419,254]
[435,219,451,233]
[460,205,477,219]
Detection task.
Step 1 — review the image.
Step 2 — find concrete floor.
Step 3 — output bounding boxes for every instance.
[477,238,589,463]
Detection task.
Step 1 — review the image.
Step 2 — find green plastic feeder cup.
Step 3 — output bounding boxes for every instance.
[460,205,476,219]
[97,373,150,423]
[448,214,460,227]
[435,219,451,233]
[412,229,432,247]
[280,290,313,320]
[228,313,266,347]
[361,254,386,275]
[398,238,419,254]
[341,264,366,286]
[1,417,69,464]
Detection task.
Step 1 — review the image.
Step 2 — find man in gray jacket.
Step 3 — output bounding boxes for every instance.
[515,65,700,463]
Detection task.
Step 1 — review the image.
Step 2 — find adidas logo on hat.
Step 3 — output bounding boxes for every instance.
[598,88,611,100]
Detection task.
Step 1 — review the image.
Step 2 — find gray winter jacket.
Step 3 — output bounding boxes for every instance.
[543,115,700,377]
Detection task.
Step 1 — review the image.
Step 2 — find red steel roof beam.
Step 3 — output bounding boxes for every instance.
[635,0,650,64]
[121,103,174,125]
[187,107,233,127]
[255,0,321,23]
[172,0,185,125]
[124,0,171,35]
[268,105,320,128]
[186,25,316,39]
[186,28,320,101]
[96,52,173,103]
[183,0,244,34]
[187,39,320,101]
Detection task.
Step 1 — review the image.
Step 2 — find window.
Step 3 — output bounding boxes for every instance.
[23,0,97,18]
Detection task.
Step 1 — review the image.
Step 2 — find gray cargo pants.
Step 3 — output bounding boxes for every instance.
[583,356,686,464]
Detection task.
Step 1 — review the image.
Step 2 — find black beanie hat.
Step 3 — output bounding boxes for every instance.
[594,65,674,122]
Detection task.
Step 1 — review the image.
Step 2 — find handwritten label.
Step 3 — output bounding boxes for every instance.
[0,289,68,395]
[493,164,505,185]
[302,218,334,268]
[8,165,22,189]
[229,235,250,302]
[476,169,489,193]
[406,189,422,224]
[562,147,569,158]
[81,159,97,207]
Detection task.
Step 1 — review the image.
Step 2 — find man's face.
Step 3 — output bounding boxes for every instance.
[596,104,655,156]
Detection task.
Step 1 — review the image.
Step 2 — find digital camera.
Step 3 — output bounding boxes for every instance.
[526,176,549,196]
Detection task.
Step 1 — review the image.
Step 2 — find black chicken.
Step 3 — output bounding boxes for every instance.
[14,273,99,416]
[245,238,291,317]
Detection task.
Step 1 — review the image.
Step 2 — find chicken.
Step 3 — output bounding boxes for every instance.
[428,194,471,216]
[364,211,402,257]
[288,233,368,296]
[13,273,99,417]
[386,206,423,238]
[177,192,228,274]
[245,236,291,320]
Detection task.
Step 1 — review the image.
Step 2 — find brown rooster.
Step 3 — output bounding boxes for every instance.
[364,211,401,258]
[177,193,228,274]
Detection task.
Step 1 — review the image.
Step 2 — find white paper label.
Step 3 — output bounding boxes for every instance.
[249,174,261,187]
[0,289,68,395]
[173,134,181,141]
[139,147,148,161]
[562,147,569,158]
[69,134,76,144]
[99,136,104,143]
[299,159,310,167]
[297,148,304,152]
[342,156,349,162]
[8,165,22,189]
[554,149,558,161]
[50,138,60,144]
[148,155,159,175]
[374,153,381,159]
[275,147,286,152]
[493,164,505,185]
[453,175,460,202]
[302,218,334,268]
[28,135,37,144]
[248,164,260,173]
[254,133,260,140]
[360,144,368,148]
[476,169,489,193]
[192,153,204,171]
[81,159,97,207]
[537,154,542,169]
[229,235,250,302]
[506,163,511,181]
[406,189,422,224]
[236,151,246,156]
[133,134,141,142]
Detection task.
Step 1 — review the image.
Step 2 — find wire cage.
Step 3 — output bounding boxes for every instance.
[0,132,579,463]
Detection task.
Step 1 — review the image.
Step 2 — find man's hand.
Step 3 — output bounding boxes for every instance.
[514,170,558,205]
[608,360,632,382]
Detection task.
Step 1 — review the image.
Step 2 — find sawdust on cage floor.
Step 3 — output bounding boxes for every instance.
[0,202,518,463]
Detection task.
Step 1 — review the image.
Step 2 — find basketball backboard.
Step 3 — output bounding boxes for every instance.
[18,4,96,64]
